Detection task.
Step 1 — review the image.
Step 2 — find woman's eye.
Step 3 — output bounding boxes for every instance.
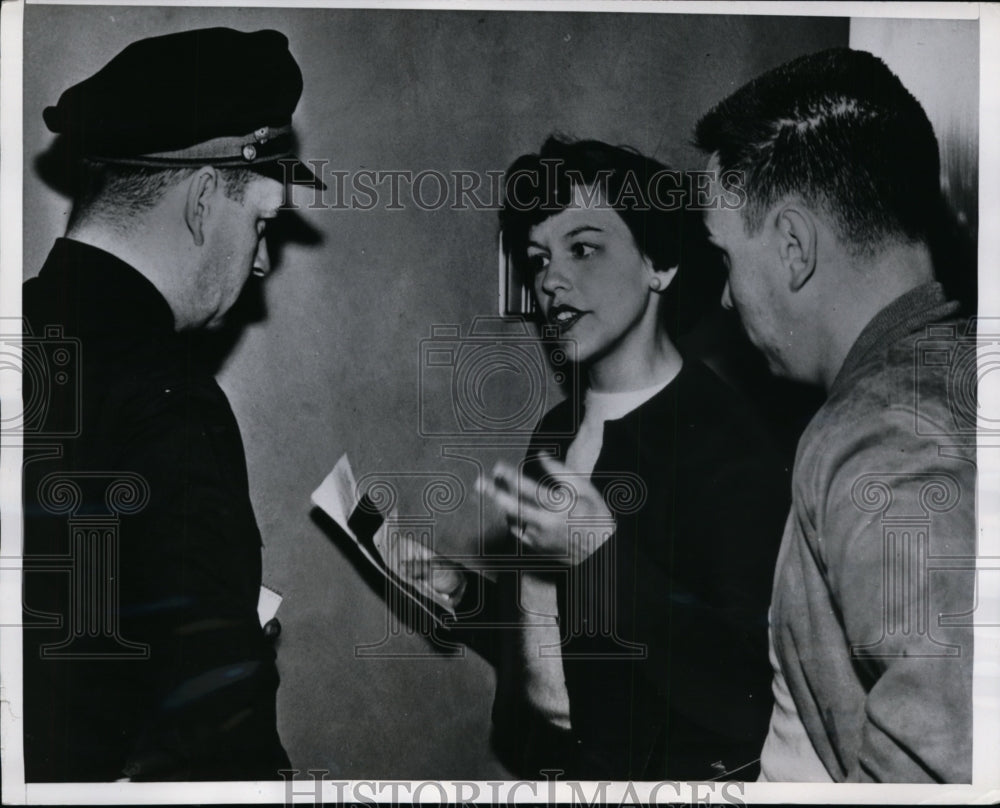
[526,252,550,272]
[571,242,597,259]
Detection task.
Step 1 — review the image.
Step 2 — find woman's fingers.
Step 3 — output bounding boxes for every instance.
[394,536,431,580]
[477,474,519,519]
[392,536,466,599]
[537,452,606,506]
[536,452,567,483]
[477,463,543,522]
[430,566,463,596]
[477,458,605,561]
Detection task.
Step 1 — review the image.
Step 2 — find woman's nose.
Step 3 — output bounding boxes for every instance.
[539,257,571,294]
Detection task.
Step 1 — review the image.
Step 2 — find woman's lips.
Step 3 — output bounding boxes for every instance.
[548,304,584,333]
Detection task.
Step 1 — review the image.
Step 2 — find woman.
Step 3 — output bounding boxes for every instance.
[471,136,789,781]
[399,136,788,780]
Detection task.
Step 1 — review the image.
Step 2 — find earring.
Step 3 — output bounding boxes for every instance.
[651,277,662,290]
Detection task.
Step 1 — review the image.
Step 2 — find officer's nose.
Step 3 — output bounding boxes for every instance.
[252,236,271,278]
[721,280,733,310]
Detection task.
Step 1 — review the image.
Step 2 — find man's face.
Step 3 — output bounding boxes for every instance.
[703,159,794,378]
[196,174,283,328]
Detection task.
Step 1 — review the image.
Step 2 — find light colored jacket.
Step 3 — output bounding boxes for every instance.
[769,282,975,782]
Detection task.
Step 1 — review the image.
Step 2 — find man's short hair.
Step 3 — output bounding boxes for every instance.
[694,47,942,255]
[69,160,259,232]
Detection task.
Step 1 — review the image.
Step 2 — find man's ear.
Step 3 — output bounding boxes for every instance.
[776,204,817,292]
[184,166,219,247]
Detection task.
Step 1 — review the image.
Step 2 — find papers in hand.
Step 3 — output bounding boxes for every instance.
[257,584,283,626]
[311,455,461,623]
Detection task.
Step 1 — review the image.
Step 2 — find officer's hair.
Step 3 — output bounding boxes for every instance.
[694,48,943,257]
[69,160,257,232]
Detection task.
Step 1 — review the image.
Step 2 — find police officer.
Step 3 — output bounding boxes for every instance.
[22,27,322,781]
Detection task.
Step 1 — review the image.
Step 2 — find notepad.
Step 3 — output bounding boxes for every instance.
[311,455,461,623]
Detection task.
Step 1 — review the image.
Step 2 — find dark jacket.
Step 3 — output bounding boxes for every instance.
[21,238,290,781]
[455,360,789,780]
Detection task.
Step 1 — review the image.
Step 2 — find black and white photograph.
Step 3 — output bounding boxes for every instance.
[0,0,996,803]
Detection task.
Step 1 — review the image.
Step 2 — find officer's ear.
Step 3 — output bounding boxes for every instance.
[184,166,220,247]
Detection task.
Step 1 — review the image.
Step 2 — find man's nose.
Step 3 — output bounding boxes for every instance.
[721,280,733,310]
[252,237,271,278]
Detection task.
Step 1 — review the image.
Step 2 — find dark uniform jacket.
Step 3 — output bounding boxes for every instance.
[455,360,789,780]
[22,238,289,781]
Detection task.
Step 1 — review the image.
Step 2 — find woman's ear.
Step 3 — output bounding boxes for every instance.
[650,263,679,293]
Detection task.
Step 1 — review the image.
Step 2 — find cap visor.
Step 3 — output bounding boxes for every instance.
[260,156,326,190]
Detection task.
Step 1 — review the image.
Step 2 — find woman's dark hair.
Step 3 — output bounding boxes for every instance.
[499,135,722,337]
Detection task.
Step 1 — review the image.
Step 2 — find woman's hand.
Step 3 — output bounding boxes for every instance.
[477,454,615,566]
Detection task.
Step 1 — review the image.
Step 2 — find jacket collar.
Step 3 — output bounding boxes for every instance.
[539,361,688,449]
[829,282,958,397]
[34,237,177,336]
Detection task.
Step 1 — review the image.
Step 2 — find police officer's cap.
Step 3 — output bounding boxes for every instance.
[43,27,324,188]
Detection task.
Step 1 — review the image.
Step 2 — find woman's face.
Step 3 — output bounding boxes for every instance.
[526,184,661,373]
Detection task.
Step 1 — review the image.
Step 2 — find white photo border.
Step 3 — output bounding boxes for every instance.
[2,0,996,804]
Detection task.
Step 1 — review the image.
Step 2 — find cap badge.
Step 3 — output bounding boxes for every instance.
[242,144,257,161]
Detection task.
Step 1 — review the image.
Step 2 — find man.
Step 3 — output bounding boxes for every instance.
[694,48,975,783]
[22,27,322,781]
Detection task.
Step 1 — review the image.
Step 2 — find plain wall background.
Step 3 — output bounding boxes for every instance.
[20,6,857,778]
[850,17,979,237]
